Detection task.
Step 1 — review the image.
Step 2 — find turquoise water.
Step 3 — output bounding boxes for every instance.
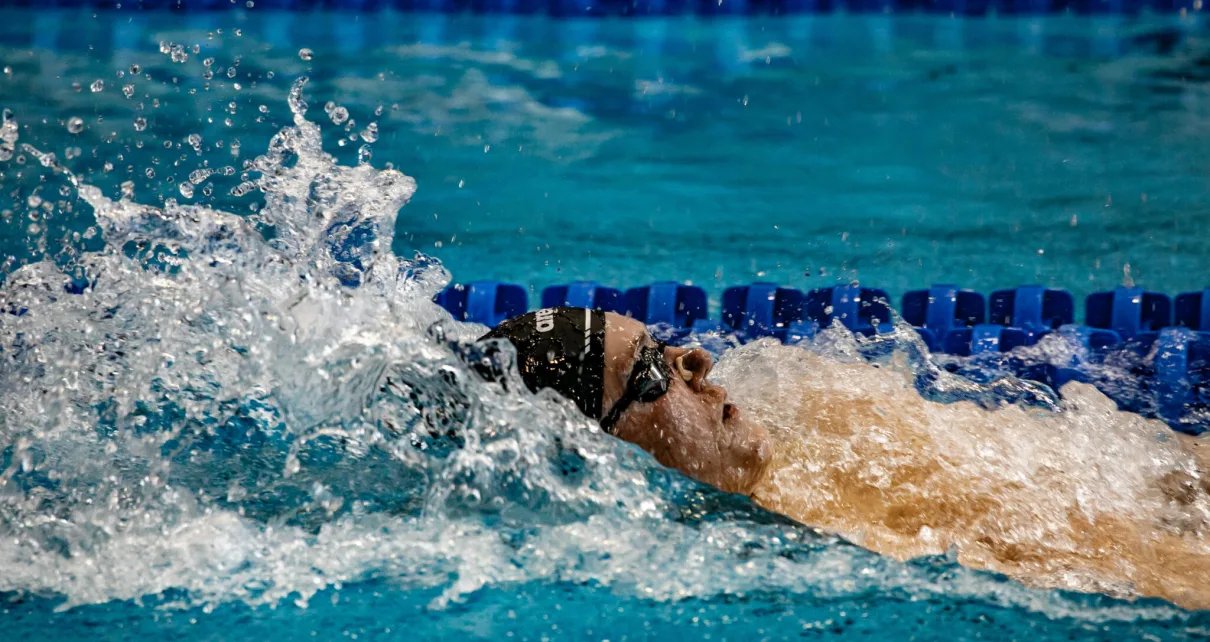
[3,11,1210,298]
[3,8,1210,640]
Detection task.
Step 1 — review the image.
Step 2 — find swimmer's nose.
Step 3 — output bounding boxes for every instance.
[671,347,714,392]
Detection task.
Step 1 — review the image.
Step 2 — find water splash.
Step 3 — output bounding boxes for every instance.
[0,75,1203,631]
[715,327,1210,610]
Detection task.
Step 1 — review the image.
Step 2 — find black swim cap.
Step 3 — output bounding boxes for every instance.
[479,307,607,419]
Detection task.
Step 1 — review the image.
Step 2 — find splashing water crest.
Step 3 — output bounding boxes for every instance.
[0,75,1205,629]
[714,328,1210,610]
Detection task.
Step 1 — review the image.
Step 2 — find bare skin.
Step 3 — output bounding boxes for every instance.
[528,313,1210,608]
[721,343,1210,610]
[598,313,772,496]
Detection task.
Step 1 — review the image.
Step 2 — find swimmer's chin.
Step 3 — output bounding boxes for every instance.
[720,413,774,497]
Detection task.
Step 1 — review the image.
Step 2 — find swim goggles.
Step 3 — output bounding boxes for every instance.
[599,338,672,434]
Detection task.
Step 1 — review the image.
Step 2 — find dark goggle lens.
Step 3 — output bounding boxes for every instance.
[634,372,669,402]
[632,346,671,402]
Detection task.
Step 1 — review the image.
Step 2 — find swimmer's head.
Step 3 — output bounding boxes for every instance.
[480,307,771,496]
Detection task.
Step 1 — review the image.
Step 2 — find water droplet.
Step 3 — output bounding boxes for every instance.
[159,41,171,54]
[66,117,84,134]
[145,167,155,179]
[330,106,348,125]
[298,48,313,61]
[133,117,147,131]
[179,182,194,198]
[122,84,135,98]
[129,64,140,74]
[187,133,202,148]
[90,79,104,93]
[360,122,378,143]
[358,145,372,164]
[189,169,214,184]
[258,104,268,113]
[203,57,214,67]
[3,66,11,75]
[171,44,188,63]
[226,67,237,79]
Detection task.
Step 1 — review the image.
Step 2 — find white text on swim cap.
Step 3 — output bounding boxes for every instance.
[535,308,555,333]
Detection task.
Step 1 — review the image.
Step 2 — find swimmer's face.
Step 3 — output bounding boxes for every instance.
[600,313,771,496]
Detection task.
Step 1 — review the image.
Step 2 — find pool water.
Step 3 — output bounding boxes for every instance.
[4,10,1210,298]
[2,8,1210,640]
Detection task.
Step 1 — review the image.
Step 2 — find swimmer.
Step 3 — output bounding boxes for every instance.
[480,307,1210,610]
[478,306,772,496]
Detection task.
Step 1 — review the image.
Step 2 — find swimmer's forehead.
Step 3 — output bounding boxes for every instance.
[603,312,649,346]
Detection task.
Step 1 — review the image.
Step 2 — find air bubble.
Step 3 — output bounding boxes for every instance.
[133,117,147,132]
[187,133,202,148]
[123,84,135,98]
[171,44,188,63]
[129,64,140,74]
[66,117,85,134]
[90,79,104,93]
[357,145,372,165]
[359,122,378,143]
[179,182,194,199]
[330,106,349,125]
[298,48,313,61]
[227,67,237,79]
